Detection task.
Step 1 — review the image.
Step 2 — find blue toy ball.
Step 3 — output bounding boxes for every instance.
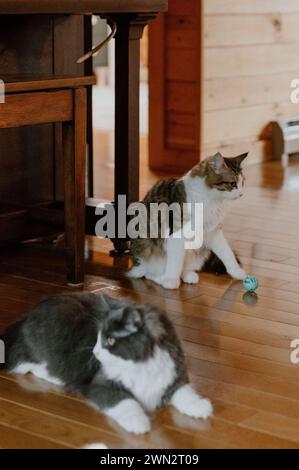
[243,275,259,292]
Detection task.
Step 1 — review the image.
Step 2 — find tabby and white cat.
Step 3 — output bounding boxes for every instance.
[1,293,212,434]
[129,152,248,289]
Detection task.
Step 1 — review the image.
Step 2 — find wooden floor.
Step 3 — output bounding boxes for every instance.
[1,158,299,448]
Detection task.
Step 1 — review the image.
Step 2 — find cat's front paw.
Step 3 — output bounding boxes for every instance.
[228,267,247,280]
[170,384,213,420]
[107,399,151,434]
[182,271,199,284]
[161,277,181,290]
[183,398,213,420]
[121,411,151,434]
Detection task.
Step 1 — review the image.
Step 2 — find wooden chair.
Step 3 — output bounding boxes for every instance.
[0,75,96,285]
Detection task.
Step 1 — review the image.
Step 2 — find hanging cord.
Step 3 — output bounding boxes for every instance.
[77,18,117,64]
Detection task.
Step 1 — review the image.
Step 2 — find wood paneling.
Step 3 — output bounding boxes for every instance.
[167,49,199,81]
[165,0,197,16]
[167,15,198,49]
[205,0,299,15]
[205,72,299,111]
[167,111,197,148]
[149,0,202,172]
[202,1,299,164]
[168,82,198,113]
[204,102,299,145]
[203,140,271,165]
[205,14,299,47]
[205,44,299,79]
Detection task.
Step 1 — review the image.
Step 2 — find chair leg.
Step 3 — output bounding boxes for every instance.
[63,87,87,285]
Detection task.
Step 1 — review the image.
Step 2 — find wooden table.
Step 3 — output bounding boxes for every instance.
[0,1,167,256]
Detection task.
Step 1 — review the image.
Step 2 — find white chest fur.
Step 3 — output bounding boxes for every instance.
[93,335,176,411]
[183,173,227,236]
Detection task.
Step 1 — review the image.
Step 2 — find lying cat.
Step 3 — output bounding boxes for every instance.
[1,293,212,434]
[129,151,248,289]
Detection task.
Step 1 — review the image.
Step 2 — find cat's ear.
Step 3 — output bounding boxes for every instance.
[123,307,143,334]
[228,152,248,168]
[144,307,166,340]
[208,152,226,174]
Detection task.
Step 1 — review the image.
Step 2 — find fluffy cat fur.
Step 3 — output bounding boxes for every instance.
[129,151,248,289]
[1,293,212,434]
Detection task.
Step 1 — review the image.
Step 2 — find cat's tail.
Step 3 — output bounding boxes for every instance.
[203,251,242,275]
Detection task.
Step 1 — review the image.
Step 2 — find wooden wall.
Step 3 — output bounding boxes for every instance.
[149,0,202,172]
[202,0,299,164]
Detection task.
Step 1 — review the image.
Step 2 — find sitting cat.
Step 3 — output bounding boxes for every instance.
[129,151,248,289]
[1,293,212,434]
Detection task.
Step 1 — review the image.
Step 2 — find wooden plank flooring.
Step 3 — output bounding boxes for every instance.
[0,159,299,448]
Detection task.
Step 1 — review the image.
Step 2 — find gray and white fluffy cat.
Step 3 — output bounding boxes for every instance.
[129,151,248,289]
[1,293,212,434]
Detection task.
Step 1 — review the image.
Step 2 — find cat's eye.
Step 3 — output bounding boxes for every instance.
[230,182,237,188]
[107,336,116,347]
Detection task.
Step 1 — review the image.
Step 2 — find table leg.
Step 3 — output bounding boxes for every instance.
[111,13,156,254]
